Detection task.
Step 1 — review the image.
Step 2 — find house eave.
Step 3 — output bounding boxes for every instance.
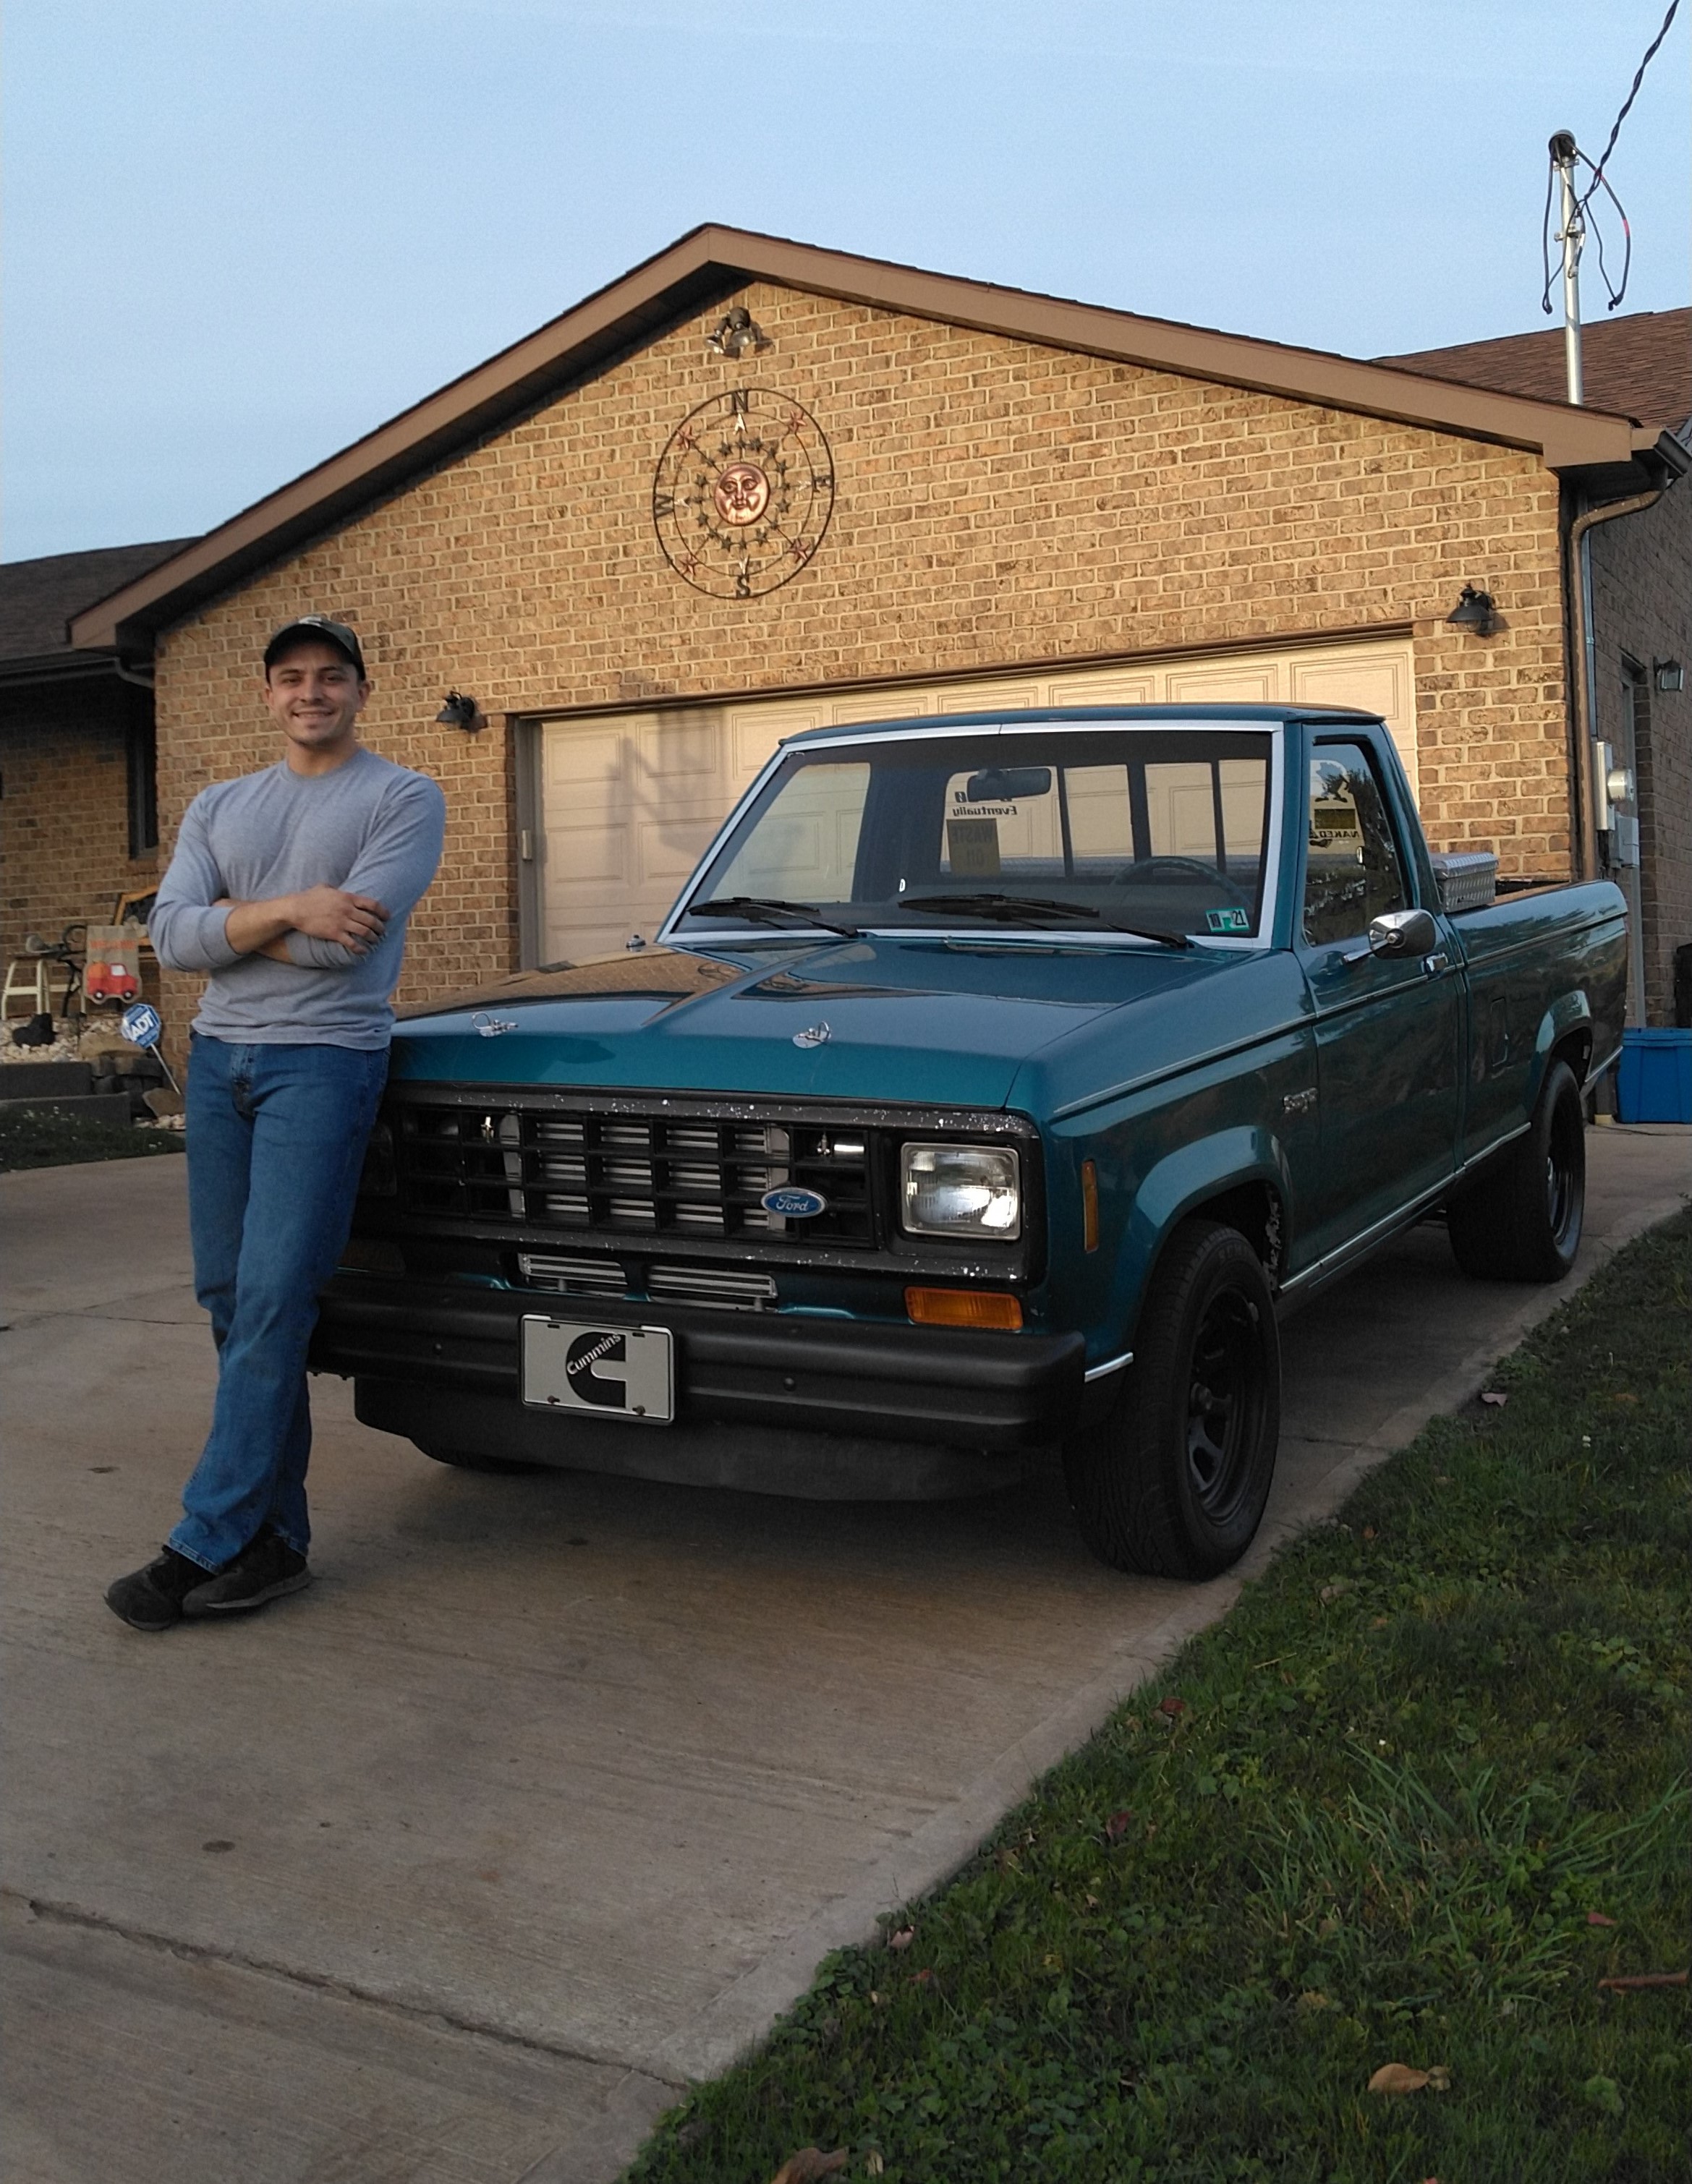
[0,647,125,691]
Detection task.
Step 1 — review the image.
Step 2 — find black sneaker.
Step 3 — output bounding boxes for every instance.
[182,1527,311,1616]
[105,1548,213,1632]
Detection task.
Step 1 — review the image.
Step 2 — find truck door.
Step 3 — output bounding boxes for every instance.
[1296,735,1463,1263]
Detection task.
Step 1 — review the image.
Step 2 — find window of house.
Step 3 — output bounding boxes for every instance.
[126,704,159,858]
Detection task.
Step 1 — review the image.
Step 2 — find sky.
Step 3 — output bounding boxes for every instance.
[4,0,1687,561]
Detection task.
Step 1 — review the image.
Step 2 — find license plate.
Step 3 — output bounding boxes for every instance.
[520,1318,674,1424]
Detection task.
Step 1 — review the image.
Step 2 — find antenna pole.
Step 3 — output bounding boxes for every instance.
[1549,131,1585,403]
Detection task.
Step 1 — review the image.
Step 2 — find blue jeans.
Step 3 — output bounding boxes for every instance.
[171,1036,388,1571]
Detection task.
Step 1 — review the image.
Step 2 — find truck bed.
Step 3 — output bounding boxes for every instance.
[1450,880,1628,1164]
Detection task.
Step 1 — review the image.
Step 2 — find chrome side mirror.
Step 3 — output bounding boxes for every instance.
[1360,907,1437,960]
[1374,908,1438,957]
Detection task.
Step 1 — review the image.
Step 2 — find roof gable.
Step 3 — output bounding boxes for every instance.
[69,226,1678,653]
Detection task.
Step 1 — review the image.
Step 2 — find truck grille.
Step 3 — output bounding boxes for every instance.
[514,1253,629,1297]
[396,1104,874,1245]
[515,1253,778,1312]
[647,1266,778,1310]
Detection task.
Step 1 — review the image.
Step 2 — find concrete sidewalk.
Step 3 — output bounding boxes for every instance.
[1,1127,1685,2184]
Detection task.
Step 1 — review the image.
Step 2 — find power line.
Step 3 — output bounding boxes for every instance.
[1539,0,1680,318]
[1583,0,1680,202]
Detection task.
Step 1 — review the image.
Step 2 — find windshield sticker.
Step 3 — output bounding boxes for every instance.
[1205,906,1252,934]
[946,816,1002,878]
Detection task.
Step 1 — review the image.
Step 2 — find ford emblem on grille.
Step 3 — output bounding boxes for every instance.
[760,1185,828,1219]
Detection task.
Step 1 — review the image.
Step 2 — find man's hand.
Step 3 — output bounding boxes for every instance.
[287,885,391,951]
[219,887,391,960]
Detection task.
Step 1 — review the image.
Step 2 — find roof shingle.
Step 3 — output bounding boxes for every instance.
[0,539,197,663]
[1379,308,1690,431]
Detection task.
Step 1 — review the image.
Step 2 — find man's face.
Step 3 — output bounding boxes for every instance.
[263,641,369,756]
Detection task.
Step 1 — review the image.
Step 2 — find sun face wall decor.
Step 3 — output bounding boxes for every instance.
[652,386,836,600]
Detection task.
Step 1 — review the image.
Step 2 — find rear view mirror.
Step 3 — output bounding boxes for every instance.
[963,767,1052,803]
[1367,908,1437,958]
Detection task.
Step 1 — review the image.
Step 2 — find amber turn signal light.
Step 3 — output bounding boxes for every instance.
[1081,1159,1099,1251]
[905,1287,1024,1331]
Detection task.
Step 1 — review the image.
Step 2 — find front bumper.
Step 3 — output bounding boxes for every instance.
[310,1275,1087,1453]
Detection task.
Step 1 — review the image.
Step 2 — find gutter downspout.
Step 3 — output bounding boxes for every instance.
[1566,490,1662,879]
[111,660,156,691]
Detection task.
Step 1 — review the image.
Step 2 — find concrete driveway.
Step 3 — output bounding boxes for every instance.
[2,1127,1685,2184]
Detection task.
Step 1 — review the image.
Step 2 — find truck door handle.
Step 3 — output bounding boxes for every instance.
[1421,952,1451,976]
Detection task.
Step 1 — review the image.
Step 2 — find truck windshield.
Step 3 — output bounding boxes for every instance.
[676,726,1275,942]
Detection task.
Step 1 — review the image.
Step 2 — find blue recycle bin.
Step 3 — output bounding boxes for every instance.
[1615,1028,1692,1124]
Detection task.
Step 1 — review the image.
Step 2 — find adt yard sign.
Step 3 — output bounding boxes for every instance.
[119,1000,181,1095]
[121,1002,162,1049]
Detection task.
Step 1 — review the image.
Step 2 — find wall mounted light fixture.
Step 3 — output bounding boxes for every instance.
[1445,584,1500,637]
[435,691,486,732]
[705,307,770,358]
[1653,657,1684,693]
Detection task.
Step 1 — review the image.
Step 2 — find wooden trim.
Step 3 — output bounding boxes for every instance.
[510,620,1421,728]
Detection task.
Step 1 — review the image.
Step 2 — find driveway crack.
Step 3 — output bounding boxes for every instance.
[4,1886,684,2086]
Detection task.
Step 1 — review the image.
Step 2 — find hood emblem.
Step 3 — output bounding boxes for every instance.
[762,1185,828,1219]
[472,1012,517,1038]
[792,1020,831,1049]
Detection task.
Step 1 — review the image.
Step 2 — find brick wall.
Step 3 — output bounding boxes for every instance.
[1587,476,1692,1025]
[152,283,1573,1032]
[1,675,156,986]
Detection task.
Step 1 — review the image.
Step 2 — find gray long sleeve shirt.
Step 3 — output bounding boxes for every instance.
[150,746,446,1049]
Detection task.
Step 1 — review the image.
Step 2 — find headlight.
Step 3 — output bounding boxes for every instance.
[900,1143,1021,1240]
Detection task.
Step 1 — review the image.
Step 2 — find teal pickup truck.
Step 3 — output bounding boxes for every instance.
[314,707,1626,1578]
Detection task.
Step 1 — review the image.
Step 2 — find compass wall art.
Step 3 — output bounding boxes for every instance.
[652,387,836,600]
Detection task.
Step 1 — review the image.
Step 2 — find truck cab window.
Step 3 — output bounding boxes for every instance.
[1301,741,1408,946]
[706,761,870,903]
[681,728,1274,941]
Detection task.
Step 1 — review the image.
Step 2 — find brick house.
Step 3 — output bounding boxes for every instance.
[54,230,1692,1039]
[1384,311,1692,1028]
[0,539,193,979]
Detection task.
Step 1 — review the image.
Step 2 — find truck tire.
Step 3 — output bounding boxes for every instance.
[1063,1219,1280,1579]
[416,1443,546,1475]
[1446,1058,1585,1283]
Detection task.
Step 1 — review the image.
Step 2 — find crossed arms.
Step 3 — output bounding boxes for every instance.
[150,774,446,976]
[219,887,391,965]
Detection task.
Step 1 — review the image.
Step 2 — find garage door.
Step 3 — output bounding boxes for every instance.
[530,637,1416,964]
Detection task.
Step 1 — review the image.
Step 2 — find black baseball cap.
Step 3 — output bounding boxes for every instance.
[263,615,367,677]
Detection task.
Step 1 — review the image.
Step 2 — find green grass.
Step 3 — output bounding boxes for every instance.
[0,1106,184,1171]
[629,1213,1691,2183]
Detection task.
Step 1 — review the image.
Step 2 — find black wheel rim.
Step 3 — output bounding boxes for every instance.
[1545,1092,1582,1250]
[1183,1288,1264,1522]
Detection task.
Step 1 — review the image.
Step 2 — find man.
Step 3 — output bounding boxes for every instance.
[106,616,446,1631]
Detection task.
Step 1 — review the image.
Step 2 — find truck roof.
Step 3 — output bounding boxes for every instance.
[779,701,1384,746]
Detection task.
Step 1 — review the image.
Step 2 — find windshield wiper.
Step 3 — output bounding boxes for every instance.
[687,895,861,939]
[901,892,1192,949]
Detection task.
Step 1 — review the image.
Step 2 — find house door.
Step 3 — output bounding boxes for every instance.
[1610,665,1648,1026]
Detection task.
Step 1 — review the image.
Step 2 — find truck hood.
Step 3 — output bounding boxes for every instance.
[389,938,1221,1108]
